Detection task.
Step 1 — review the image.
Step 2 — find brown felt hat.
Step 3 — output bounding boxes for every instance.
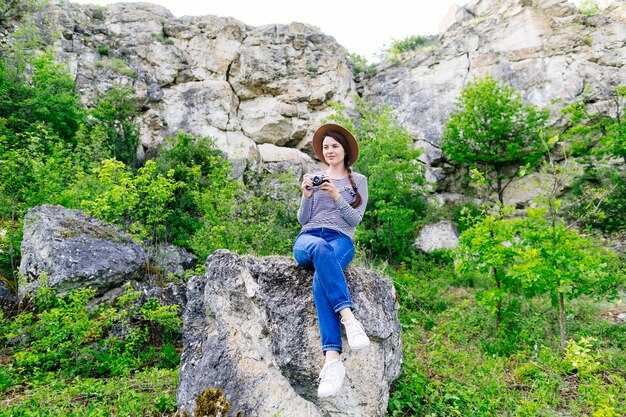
[312,123,359,166]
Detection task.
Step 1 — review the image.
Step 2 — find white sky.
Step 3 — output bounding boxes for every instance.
[71,0,465,62]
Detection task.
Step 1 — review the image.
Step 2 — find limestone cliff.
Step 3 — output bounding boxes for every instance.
[2,0,624,196]
[365,0,625,190]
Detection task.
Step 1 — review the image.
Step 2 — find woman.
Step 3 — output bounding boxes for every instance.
[292,123,370,398]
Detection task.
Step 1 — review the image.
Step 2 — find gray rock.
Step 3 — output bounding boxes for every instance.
[0,278,17,315]
[415,221,460,252]
[177,250,402,417]
[27,1,357,169]
[19,205,147,301]
[365,0,626,192]
[146,242,197,281]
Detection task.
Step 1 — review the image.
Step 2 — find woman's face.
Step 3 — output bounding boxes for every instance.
[322,136,346,166]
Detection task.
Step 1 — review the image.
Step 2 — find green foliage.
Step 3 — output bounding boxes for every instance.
[388,35,428,55]
[555,85,626,234]
[81,85,142,166]
[96,43,109,55]
[0,47,88,281]
[0,128,80,277]
[0,285,181,415]
[0,0,44,27]
[509,204,624,348]
[63,158,183,242]
[561,85,626,163]
[456,205,523,329]
[567,168,626,233]
[456,158,625,348]
[151,132,300,257]
[1,368,178,416]
[0,50,85,149]
[441,75,551,204]
[386,253,626,417]
[329,97,426,263]
[152,132,236,250]
[347,53,376,77]
[1,284,181,378]
[580,0,601,16]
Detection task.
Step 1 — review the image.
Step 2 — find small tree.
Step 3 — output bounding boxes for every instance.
[85,85,142,167]
[441,76,550,204]
[456,205,522,331]
[509,159,625,349]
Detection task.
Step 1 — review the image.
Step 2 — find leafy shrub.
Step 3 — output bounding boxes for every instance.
[566,168,626,233]
[96,43,109,55]
[388,35,428,55]
[580,0,601,16]
[347,53,376,77]
[386,254,626,417]
[441,75,551,205]
[1,283,181,379]
[62,158,183,242]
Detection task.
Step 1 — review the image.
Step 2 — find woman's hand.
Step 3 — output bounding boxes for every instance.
[301,176,313,198]
[318,179,340,202]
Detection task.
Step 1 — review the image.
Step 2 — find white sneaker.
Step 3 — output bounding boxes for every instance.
[341,317,370,350]
[317,359,346,397]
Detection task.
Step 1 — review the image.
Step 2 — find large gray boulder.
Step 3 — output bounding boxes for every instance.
[177,250,402,417]
[19,205,146,301]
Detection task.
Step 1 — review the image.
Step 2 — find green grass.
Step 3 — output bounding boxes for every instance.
[1,252,624,416]
[386,253,626,417]
[1,368,178,416]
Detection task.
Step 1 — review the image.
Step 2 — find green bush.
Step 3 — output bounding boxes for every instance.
[580,0,601,16]
[441,75,551,205]
[386,253,626,417]
[1,283,181,379]
[347,53,376,77]
[388,35,428,55]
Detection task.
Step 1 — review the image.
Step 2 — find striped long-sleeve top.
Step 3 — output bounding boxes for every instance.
[297,172,368,239]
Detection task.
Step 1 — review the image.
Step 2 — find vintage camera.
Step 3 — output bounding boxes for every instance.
[310,173,329,187]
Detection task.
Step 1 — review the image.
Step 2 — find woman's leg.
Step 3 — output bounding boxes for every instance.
[293,230,355,354]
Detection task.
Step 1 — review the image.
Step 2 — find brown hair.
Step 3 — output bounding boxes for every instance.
[323,131,363,208]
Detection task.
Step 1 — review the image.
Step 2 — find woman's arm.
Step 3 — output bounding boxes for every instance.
[334,175,368,226]
[297,195,313,225]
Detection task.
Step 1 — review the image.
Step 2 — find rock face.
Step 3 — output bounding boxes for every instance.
[177,250,402,417]
[415,221,460,252]
[19,205,146,301]
[6,0,624,201]
[19,0,356,175]
[365,0,626,198]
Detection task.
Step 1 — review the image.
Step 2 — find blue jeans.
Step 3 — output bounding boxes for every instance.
[292,228,355,353]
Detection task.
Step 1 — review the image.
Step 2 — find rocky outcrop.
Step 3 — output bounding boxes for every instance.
[18,205,147,301]
[365,0,626,197]
[177,250,402,417]
[17,0,356,176]
[415,221,460,252]
[7,0,624,201]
